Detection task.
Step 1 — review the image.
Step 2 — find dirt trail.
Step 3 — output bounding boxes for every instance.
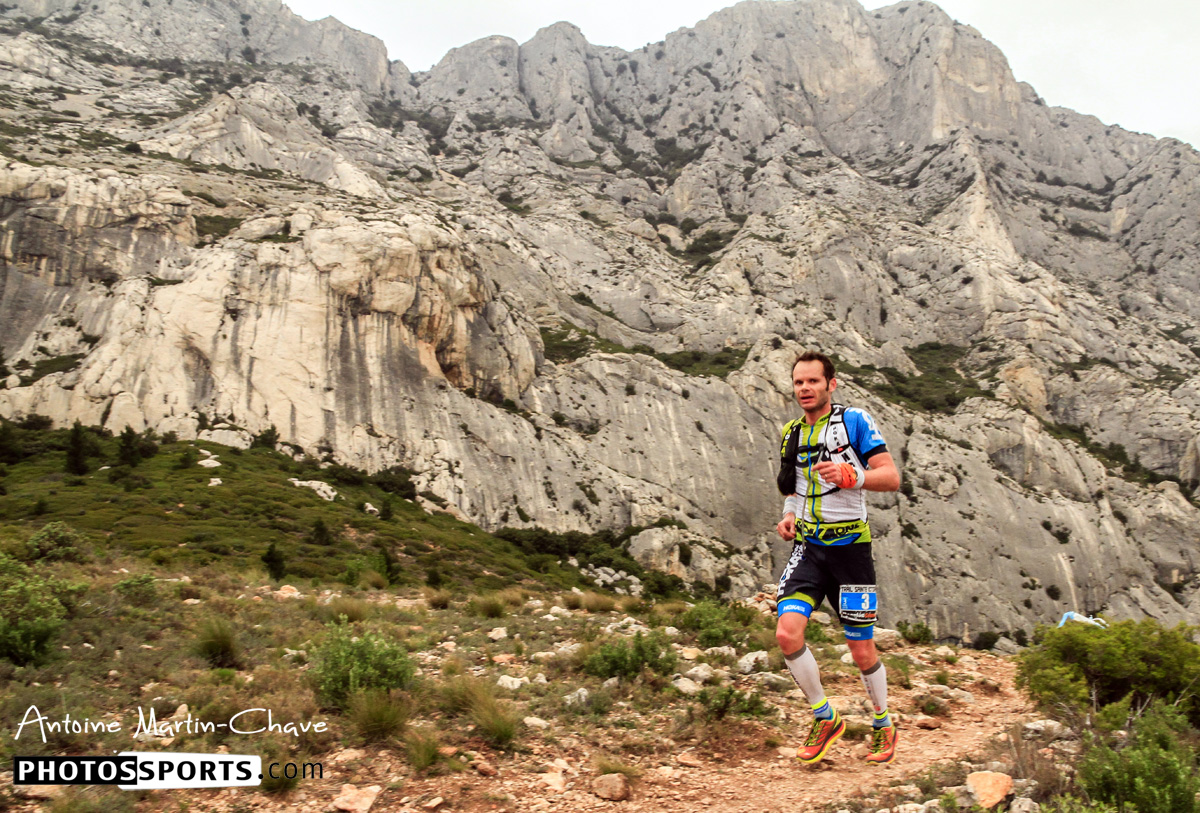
[25,651,1030,813]
[497,655,1034,813]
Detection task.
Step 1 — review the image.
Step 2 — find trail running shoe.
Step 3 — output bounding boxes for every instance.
[796,711,845,764]
[866,724,898,764]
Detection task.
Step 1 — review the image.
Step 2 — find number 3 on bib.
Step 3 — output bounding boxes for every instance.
[839,585,877,623]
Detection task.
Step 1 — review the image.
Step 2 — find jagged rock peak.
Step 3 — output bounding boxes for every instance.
[5,0,401,90]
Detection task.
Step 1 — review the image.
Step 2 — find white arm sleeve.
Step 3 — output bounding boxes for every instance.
[782,495,801,518]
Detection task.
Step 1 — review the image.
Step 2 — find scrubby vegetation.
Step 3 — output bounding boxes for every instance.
[837,343,991,414]
[539,321,749,378]
[1015,618,1200,812]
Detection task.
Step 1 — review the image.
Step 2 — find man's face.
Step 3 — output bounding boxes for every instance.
[792,360,835,412]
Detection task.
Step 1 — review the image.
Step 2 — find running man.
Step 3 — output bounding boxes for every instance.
[775,351,901,765]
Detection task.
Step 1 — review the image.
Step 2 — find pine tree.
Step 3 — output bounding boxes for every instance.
[65,421,89,476]
[261,542,286,581]
[117,426,141,467]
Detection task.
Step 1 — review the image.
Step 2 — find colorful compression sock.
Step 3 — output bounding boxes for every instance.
[784,645,832,720]
[860,659,891,728]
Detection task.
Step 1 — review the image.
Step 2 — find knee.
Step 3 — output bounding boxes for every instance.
[849,642,878,671]
[776,624,806,654]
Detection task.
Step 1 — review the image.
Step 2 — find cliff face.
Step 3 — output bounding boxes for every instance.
[1,0,1198,635]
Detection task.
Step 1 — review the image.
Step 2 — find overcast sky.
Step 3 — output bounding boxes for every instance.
[282,0,1199,149]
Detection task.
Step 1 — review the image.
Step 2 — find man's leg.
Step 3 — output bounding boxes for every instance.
[847,638,890,726]
[847,634,897,763]
[777,598,844,763]
[777,610,833,720]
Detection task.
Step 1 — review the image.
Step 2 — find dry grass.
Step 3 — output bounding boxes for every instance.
[423,587,452,609]
[561,592,584,610]
[596,754,642,779]
[581,591,616,613]
[435,676,519,748]
[347,688,411,742]
[495,587,527,607]
[468,593,507,618]
[405,728,443,773]
[617,595,648,614]
[322,596,372,623]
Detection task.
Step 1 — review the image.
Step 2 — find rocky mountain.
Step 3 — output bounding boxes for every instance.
[1,0,1198,636]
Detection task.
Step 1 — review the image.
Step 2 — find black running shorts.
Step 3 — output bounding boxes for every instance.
[776,541,877,640]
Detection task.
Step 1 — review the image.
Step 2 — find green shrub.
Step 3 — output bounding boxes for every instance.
[195,618,242,669]
[1078,703,1199,813]
[583,632,677,679]
[1017,619,1200,725]
[26,521,88,562]
[676,601,736,647]
[897,620,934,644]
[696,686,770,720]
[312,624,416,709]
[114,574,157,604]
[972,630,1000,650]
[0,554,77,664]
[1040,799,1118,813]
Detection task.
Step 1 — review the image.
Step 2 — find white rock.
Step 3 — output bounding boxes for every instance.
[487,627,508,641]
[197,458,221,468]
[496,675,528,690]
[737,651,770,674]
[564,688,589,707]
[207,477,222,486]
[523,716,550,729]
[671,676,702,696]
[288,478,337,501]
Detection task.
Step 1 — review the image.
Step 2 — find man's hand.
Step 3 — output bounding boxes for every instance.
[815,460,859,489]
[777,513,796,541]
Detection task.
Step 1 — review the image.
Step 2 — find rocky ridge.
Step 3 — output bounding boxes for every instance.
[0,0,1199,633]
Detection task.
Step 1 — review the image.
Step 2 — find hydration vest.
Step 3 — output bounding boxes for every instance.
[776,404,863,496]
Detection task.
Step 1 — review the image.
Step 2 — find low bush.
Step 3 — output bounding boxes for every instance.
[311,624,416,709]
[696,686,770,720]
[1078,702,1199,813]
[897,620,934,644]
[26,521,88,562]
[583,632,677,679]
[1017,619,1200,725]
[114,574,157,604]
[580,591,616,613]
[0,554,79,665]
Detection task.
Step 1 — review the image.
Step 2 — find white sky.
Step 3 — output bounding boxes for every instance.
[281,0,1200,148]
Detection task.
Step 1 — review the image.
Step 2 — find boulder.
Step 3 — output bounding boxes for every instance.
[592,772,631,801]
[967,772,1014,809]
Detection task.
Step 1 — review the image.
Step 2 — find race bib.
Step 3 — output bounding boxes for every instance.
[839,584,877,623]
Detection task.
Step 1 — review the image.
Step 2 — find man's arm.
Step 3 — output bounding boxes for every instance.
[861,451,900,492]
[813,451,900,492]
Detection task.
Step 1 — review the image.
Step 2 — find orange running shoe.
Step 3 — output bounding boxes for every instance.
[866,725,898,764]
[796,711,845,764]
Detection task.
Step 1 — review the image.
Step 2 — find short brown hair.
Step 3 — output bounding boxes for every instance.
[792,351,835,383]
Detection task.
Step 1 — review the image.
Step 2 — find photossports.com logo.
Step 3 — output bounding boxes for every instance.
[15,753,268,790]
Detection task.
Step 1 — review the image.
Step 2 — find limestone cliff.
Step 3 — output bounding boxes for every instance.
[1,0,1198,636]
